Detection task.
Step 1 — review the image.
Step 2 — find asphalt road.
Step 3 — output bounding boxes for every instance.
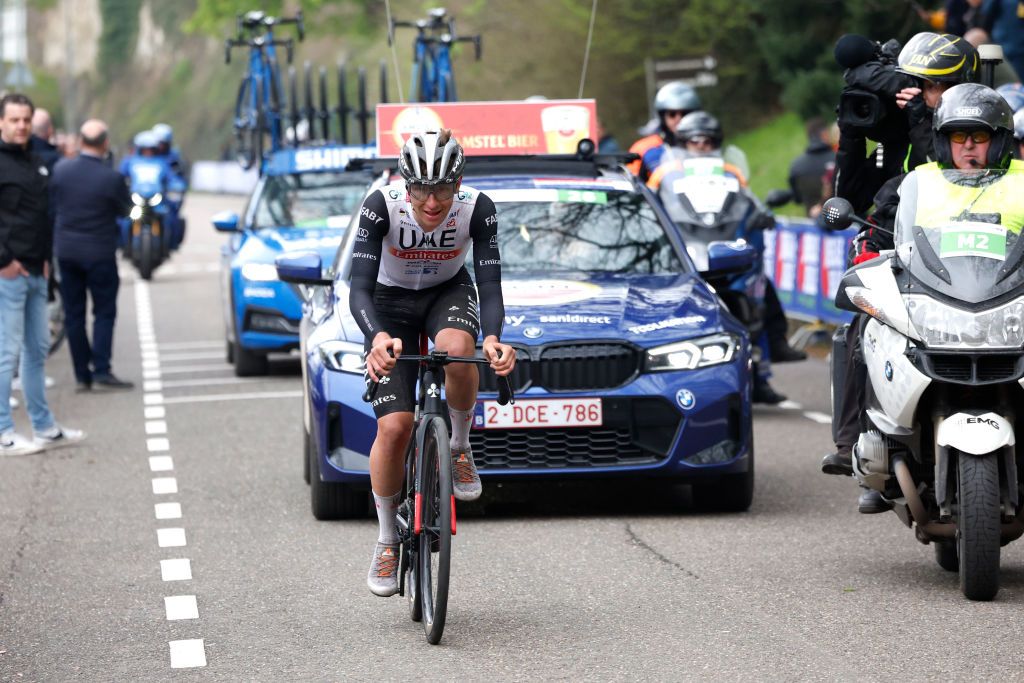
[3,193,1024,681]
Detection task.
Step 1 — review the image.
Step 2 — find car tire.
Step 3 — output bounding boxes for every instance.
[692,448,755,513]
[303,425,311,485]
[226,339,235,364]
[233,339,268,377]
[308,429,369,520]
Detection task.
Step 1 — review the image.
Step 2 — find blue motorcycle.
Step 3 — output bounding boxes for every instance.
[120,154,186,280]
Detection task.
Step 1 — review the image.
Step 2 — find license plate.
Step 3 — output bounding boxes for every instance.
[475,398,602,429]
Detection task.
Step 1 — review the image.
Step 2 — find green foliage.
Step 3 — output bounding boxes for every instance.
[185,0,345,36]
[21,69,64,126]
[99,0,142,76]
[732,111,808,216]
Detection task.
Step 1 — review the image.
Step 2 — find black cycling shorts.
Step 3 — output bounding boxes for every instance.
[364,268,480,418]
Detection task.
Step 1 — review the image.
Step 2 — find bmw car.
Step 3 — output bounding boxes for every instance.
[279,153,758,519]
[213,145,376,375]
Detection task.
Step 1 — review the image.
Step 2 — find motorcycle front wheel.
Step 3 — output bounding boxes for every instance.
[957,452,1001,600]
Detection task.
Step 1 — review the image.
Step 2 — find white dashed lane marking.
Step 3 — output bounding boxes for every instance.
[164,595,200,621]
[149,456,174,472]
[155,503,182,520]
[157,528,187,548]
[768,400,835,427]
[169,639,207,669]
[160,559,193,582]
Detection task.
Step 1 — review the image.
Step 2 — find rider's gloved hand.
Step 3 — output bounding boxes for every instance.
[482,336,516,377]
[853,250,880,265]
[367,332,402,382]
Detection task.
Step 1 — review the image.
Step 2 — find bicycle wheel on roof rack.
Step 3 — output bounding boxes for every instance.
[233,78,266,169]
[418,415,452,644]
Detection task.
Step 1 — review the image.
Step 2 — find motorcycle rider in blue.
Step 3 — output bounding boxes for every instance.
[119,131,186,251]
[647,112,792,403]
[151,123,187,248]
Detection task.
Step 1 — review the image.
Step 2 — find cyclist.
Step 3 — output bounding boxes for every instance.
[349,129,516,597]
[627,81,701,179]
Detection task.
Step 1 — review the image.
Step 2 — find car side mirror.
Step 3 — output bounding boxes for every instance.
[701,240,758,278]
[212,210,240,232]
[275,251,332,285]
[764,189,793,209]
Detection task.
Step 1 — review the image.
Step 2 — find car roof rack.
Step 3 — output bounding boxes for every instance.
[361,152,640,178]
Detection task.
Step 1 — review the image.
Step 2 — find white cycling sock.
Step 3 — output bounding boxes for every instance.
[449,406,473,451]
[373,491,401,544]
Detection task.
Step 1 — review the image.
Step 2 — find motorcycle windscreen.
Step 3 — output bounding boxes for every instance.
[894,168,1024,306]
[657,156,753,245]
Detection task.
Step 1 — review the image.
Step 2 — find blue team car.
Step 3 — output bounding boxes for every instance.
[278,152,759,518]
[213,145,376,376]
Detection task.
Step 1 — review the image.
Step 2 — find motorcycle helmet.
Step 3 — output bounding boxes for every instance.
[932,83,1015,167]
[151,123,173,145]
[676,111,723,147]
[896,32,978,84]
[654,81,701,114]
[133,130,159,151]
[398,129,465,183]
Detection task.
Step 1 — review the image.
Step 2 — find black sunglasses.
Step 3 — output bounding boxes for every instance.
[407,181,457,201]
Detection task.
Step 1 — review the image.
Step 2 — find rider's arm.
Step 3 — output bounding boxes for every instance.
[469,194,503,340]
[348,190,389,339]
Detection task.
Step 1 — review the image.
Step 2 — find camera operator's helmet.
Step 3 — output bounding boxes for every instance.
[896,32,978,84]
[998,83,1024,113]
[676,111,723,147]
[654,81,701,114]
[933,83,1015,167]
[151,123,173,145]
[1014,109,1024,141]
[398,129,465,184]
[133,130,159,151]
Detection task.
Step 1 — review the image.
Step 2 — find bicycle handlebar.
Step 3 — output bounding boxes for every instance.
[362,352,514,406]
[225,37,295,64]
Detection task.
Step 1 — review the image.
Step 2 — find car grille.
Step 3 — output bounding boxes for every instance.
[470,428,661,469]
[918,352,1024,385]
[477,342,640,393]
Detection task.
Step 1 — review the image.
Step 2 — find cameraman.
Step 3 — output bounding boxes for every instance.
[835,32,978,214]
[823,32,979,514]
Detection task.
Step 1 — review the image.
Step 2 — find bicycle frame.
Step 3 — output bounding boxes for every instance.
[246,37,285,150]
[391,9,480,104]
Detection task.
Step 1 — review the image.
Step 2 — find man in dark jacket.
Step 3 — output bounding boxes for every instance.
[51,119,133,391]
[788,118,835,216]
[0,93,85,455]
[29,108,60,174]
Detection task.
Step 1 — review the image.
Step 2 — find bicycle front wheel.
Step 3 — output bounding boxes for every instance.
[418,415,452,644]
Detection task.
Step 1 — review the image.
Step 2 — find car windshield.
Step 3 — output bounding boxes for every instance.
[894,166,1024,305]
[488,188,684,274]
[253,172,369,230]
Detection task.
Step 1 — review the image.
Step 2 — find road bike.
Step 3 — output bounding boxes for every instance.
[388,7,481,103]
[363,347,513,643]
[225,10,304,169]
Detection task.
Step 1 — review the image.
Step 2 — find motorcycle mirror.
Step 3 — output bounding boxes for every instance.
[821,197,857,231]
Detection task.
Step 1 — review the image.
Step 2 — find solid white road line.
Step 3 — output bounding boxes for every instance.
[152,478,178,495]
[155,503,182,520]
[149,456,174,472]
[153,363,232,375]
[164,595,199,621]
[168,639,207,669]
[160,559,192,582]
[147,437,170,452]
[159,351,227,363]
[157,528,187,548]
[160,390,303,405]
[158,377,272,389]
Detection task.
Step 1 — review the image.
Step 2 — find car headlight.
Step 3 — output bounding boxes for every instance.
[905,294,1024,349]
[644,332,740,372]
[241,263,279,282]
[318,340,365,374]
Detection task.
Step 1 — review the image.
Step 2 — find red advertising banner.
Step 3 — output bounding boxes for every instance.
[376,100,598,156]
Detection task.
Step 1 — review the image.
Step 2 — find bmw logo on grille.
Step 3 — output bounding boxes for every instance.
[523,326,543,339]
[676,388,696,410]
[884,360,893,381]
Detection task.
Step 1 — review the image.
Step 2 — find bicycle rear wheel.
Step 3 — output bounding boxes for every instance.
[418,416,452,644]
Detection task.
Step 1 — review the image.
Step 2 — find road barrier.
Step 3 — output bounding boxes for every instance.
[190,161,259,194]
[763,218,857,331]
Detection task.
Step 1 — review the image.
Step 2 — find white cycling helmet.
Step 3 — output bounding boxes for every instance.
[398,129,465,183]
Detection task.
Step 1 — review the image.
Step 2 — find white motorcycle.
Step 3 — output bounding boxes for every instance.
[823,169,1024,601]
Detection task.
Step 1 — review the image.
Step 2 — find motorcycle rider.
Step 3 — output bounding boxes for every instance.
[1014,108,1024,156]
[823,33,979,503]
[826,83,1019,513]
[150,123,187,249]
[649,112,795,403]
[627,81,701,179]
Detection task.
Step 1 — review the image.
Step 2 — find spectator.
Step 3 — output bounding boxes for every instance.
[788,117,835,217]
[0,93,85,455]
[917,0,984,36]
[596,118,620,154]
[50,119,134,392]
[29,108,60,173]
[979,0,1024,81]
